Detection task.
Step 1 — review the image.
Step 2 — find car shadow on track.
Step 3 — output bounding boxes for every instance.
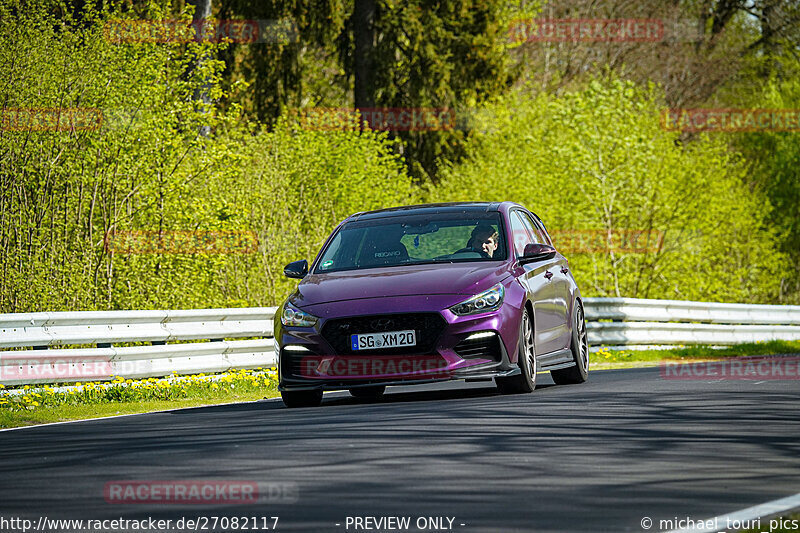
[144,377,559,416]
[323,381,559,407]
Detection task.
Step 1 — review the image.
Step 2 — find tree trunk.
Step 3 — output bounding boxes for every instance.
[353,0,376,110]
[188,0,213,136]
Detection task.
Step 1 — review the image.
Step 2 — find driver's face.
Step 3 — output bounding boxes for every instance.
[480,236,498,257]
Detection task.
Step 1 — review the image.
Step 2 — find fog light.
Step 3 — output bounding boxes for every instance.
[465,331,496,340]
[284,345,311,352]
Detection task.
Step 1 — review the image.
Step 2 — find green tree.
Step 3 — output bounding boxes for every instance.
[0,0,416,311]
[730,75,800,303]
[510,0,800,108]
[434,77,788,302]
[215,0,516,182]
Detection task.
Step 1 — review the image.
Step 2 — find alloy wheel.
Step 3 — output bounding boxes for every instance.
[576,303,589,370]
[522,311,536,383]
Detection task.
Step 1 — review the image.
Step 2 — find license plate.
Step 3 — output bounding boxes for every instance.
[351,330,416,351]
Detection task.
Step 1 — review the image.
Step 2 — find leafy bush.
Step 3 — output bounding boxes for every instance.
[729,76,800,304]
[0,3,789,311]
[434,78,788,302]
[0,2,415,311]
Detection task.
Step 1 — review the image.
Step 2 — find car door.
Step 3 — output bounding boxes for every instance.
[509,210,560,356]
[522,211,572,352]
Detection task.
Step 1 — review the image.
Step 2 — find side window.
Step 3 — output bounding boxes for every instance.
[519,212,547,245]
[529,214,553,246]
[509,212,533,256]
[517,212,542,245]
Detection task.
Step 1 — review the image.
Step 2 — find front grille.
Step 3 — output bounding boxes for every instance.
[453,334,502,361]
[321,313,446,355]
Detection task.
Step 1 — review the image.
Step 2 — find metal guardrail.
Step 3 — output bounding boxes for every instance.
[0,308,277,385]
[584,297,800,347]
[2,298,800,385]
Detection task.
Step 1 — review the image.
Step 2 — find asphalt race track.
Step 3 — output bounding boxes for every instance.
[1,366,799,533]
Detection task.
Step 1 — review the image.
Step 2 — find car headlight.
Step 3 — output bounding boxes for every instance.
[281,302,318,327]
[449,283,505,316]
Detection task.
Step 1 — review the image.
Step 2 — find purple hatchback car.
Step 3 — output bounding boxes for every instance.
[275,202,588,407]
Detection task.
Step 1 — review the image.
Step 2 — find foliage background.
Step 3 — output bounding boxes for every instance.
[0,0,797,311]
[435,80,787,302]
[0,2,416,311]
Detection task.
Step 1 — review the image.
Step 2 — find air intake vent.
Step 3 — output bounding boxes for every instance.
[453,334,502,361]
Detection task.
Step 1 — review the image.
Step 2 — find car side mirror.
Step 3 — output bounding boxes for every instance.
[284,259,308,279]
[521,243,556,263]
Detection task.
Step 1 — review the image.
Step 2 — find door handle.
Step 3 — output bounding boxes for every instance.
[560,267,569,274]
[544,270,554,280]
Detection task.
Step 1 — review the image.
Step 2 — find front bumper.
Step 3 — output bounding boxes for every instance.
[279,368,522,392]
[276,302,522,392]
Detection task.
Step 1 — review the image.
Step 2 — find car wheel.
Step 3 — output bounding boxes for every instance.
[349,385,386,400]
[551,299,589,385]
[496,308,536,394]
[281,389,323,408]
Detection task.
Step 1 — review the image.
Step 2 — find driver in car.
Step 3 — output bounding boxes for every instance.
[458,225,499,258]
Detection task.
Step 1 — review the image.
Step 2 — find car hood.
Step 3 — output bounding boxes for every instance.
[291,262,511,308]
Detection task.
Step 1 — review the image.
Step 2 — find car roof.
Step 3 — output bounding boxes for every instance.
[347,202,517,222]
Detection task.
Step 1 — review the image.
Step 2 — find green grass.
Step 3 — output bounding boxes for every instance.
[592,340,800,365]
[0,369,280,429]
[0,388,280,429]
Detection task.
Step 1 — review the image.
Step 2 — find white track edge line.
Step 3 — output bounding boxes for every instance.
[665,492,800,533]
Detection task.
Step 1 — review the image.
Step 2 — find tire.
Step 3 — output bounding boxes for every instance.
[281,389,323,408]
[349,385,386,400]
[551,299,589,385]
[496,308,536,394]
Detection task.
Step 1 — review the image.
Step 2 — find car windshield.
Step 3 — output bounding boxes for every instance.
[315,212,507,273]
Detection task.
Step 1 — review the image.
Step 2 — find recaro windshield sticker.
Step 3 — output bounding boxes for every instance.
[374,250,401,258]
